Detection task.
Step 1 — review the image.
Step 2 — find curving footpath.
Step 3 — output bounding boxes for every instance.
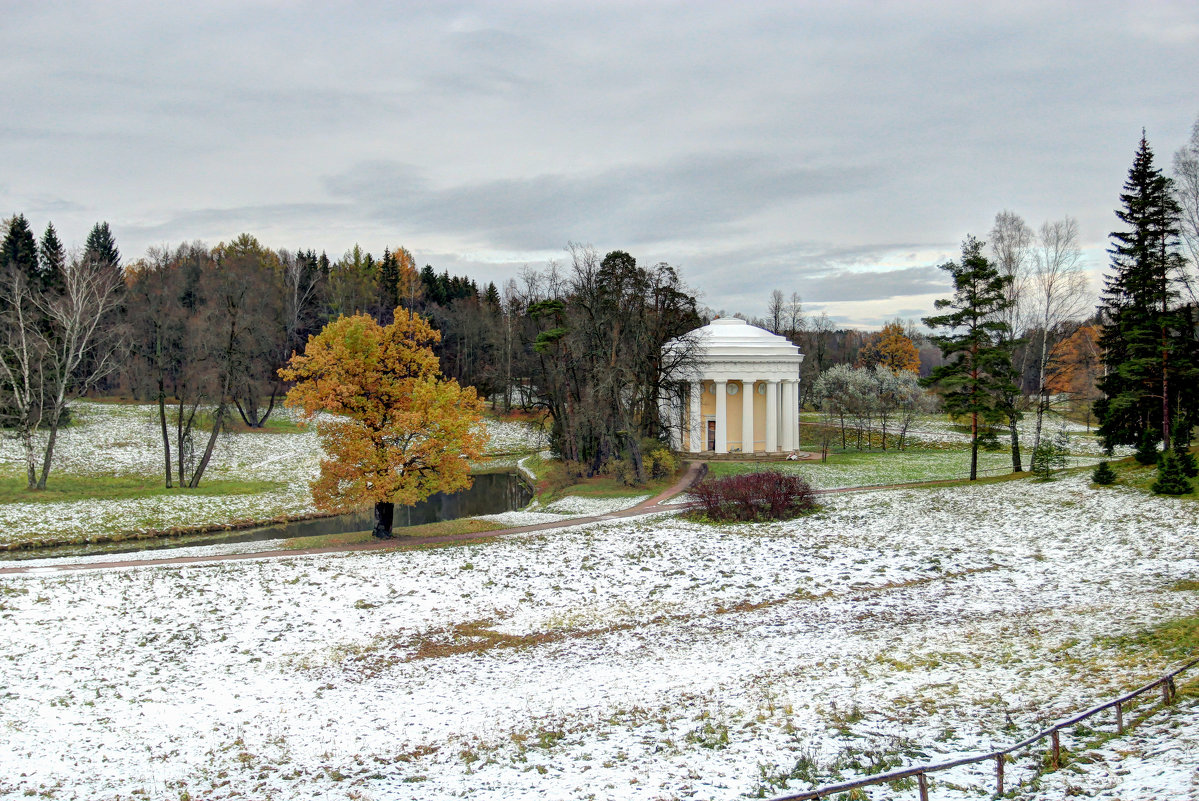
[0,460,977,577]
[0,461,708,576]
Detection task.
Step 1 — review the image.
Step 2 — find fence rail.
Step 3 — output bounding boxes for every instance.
[771,657,1199,801]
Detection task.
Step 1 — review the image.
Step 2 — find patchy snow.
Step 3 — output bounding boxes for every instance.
[1,473,1197,800]
[542,494,650,515]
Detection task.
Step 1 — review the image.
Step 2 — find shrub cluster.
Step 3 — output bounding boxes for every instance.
[690,471,817,522]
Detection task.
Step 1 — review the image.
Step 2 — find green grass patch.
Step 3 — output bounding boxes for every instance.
[525,453,678,503]
[281,518,504,550]
[1097,612,1199,663]
[545,473,676,500]
[1094,455,1199,500]
[0,472,282,504]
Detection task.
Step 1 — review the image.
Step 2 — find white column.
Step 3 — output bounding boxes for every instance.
[792,379,802,451]
[689,382,702,453]
[765,379,779,452]
[784,380,799,451]
[714,379,728,453]
[669,389,683,450]
[741,380,755,453]
[780,380,792,451]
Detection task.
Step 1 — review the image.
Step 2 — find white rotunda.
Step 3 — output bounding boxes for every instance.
[663,318,803,454]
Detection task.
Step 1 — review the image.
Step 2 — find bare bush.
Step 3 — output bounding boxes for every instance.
[690,471,817,522]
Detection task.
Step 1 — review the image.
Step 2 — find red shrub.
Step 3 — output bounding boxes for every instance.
[690,470,817,522]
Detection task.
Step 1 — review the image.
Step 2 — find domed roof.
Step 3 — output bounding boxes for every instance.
[693,318,801,359]
[664,317,802,379]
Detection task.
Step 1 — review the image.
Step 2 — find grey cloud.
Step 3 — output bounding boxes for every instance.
[324,154,883,250]
[120,202,350,242]
[792,266,947,304]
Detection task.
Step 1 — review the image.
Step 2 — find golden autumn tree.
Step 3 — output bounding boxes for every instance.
[857,321,921,375]
[280,309,487,538]
[392,246,423,310]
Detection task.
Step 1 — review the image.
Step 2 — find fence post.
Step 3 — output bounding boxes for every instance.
[1162,679,1171,705]
[1051,728,1061,769]
[1116,700,1123,734]
[918,772,929,801]
[995,753,1004,795]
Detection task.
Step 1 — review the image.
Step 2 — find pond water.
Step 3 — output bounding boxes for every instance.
[2,470,533,562]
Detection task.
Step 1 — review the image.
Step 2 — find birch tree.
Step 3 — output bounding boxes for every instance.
[989,210,1033,470]
[0,254,125,489]
[1029,217,1089,452]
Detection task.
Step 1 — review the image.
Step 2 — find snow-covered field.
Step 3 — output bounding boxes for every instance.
[2,473,1197,800]
[0,403,545,547]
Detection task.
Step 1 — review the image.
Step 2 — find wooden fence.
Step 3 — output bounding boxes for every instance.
[771,657,1199,801]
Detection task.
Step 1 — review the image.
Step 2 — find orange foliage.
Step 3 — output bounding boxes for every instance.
[1046,324,1102,396]
[857,322,921,374]
[393,247,422,309]
[280,309,486,511]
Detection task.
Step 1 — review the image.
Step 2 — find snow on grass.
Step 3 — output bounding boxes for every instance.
[897,411,1128,457]
[484,418,549,454]
[2,473,1197,799]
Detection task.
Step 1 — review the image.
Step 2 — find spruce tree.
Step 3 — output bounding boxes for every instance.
[1092,460,1117,485]
[1096,134,1193,452]
[1153,451,1193,495]
[38,222,66,294]
[378,248,399,318]
[83,221,121,275]
[1173,418,1198,478]
[1134,428,1160,465]
[485,281,501,308]
[923,235,1015,480]
[1,213,39,280]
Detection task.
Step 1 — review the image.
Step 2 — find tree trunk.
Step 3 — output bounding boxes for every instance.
[970,410,979,481]
[233,397,256,427]
[373,501,395,539]
[1008,415,1022,472]
[188,403,226,488]
[158,384,172,488]
[36,410,63,491]
[1162,322,1171,451]
[22,424,37,490]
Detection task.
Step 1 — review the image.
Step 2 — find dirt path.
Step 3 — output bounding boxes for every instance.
[0,461,708,576]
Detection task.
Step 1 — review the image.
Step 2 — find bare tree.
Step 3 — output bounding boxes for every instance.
[784,291,805,342]
[990,210,1035,470]
[1173,114,1199,303]
[0,254,125,489]
[1029,216,1090,452]
[765,288,785,333]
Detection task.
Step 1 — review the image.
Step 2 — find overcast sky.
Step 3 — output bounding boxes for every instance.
[3,1,1197,327]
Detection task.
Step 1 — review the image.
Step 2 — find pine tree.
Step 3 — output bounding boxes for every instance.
[38,222,66,294]
[1092,460,1117,485]
[1096,134,1193,452]
[923,235,1015,480]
